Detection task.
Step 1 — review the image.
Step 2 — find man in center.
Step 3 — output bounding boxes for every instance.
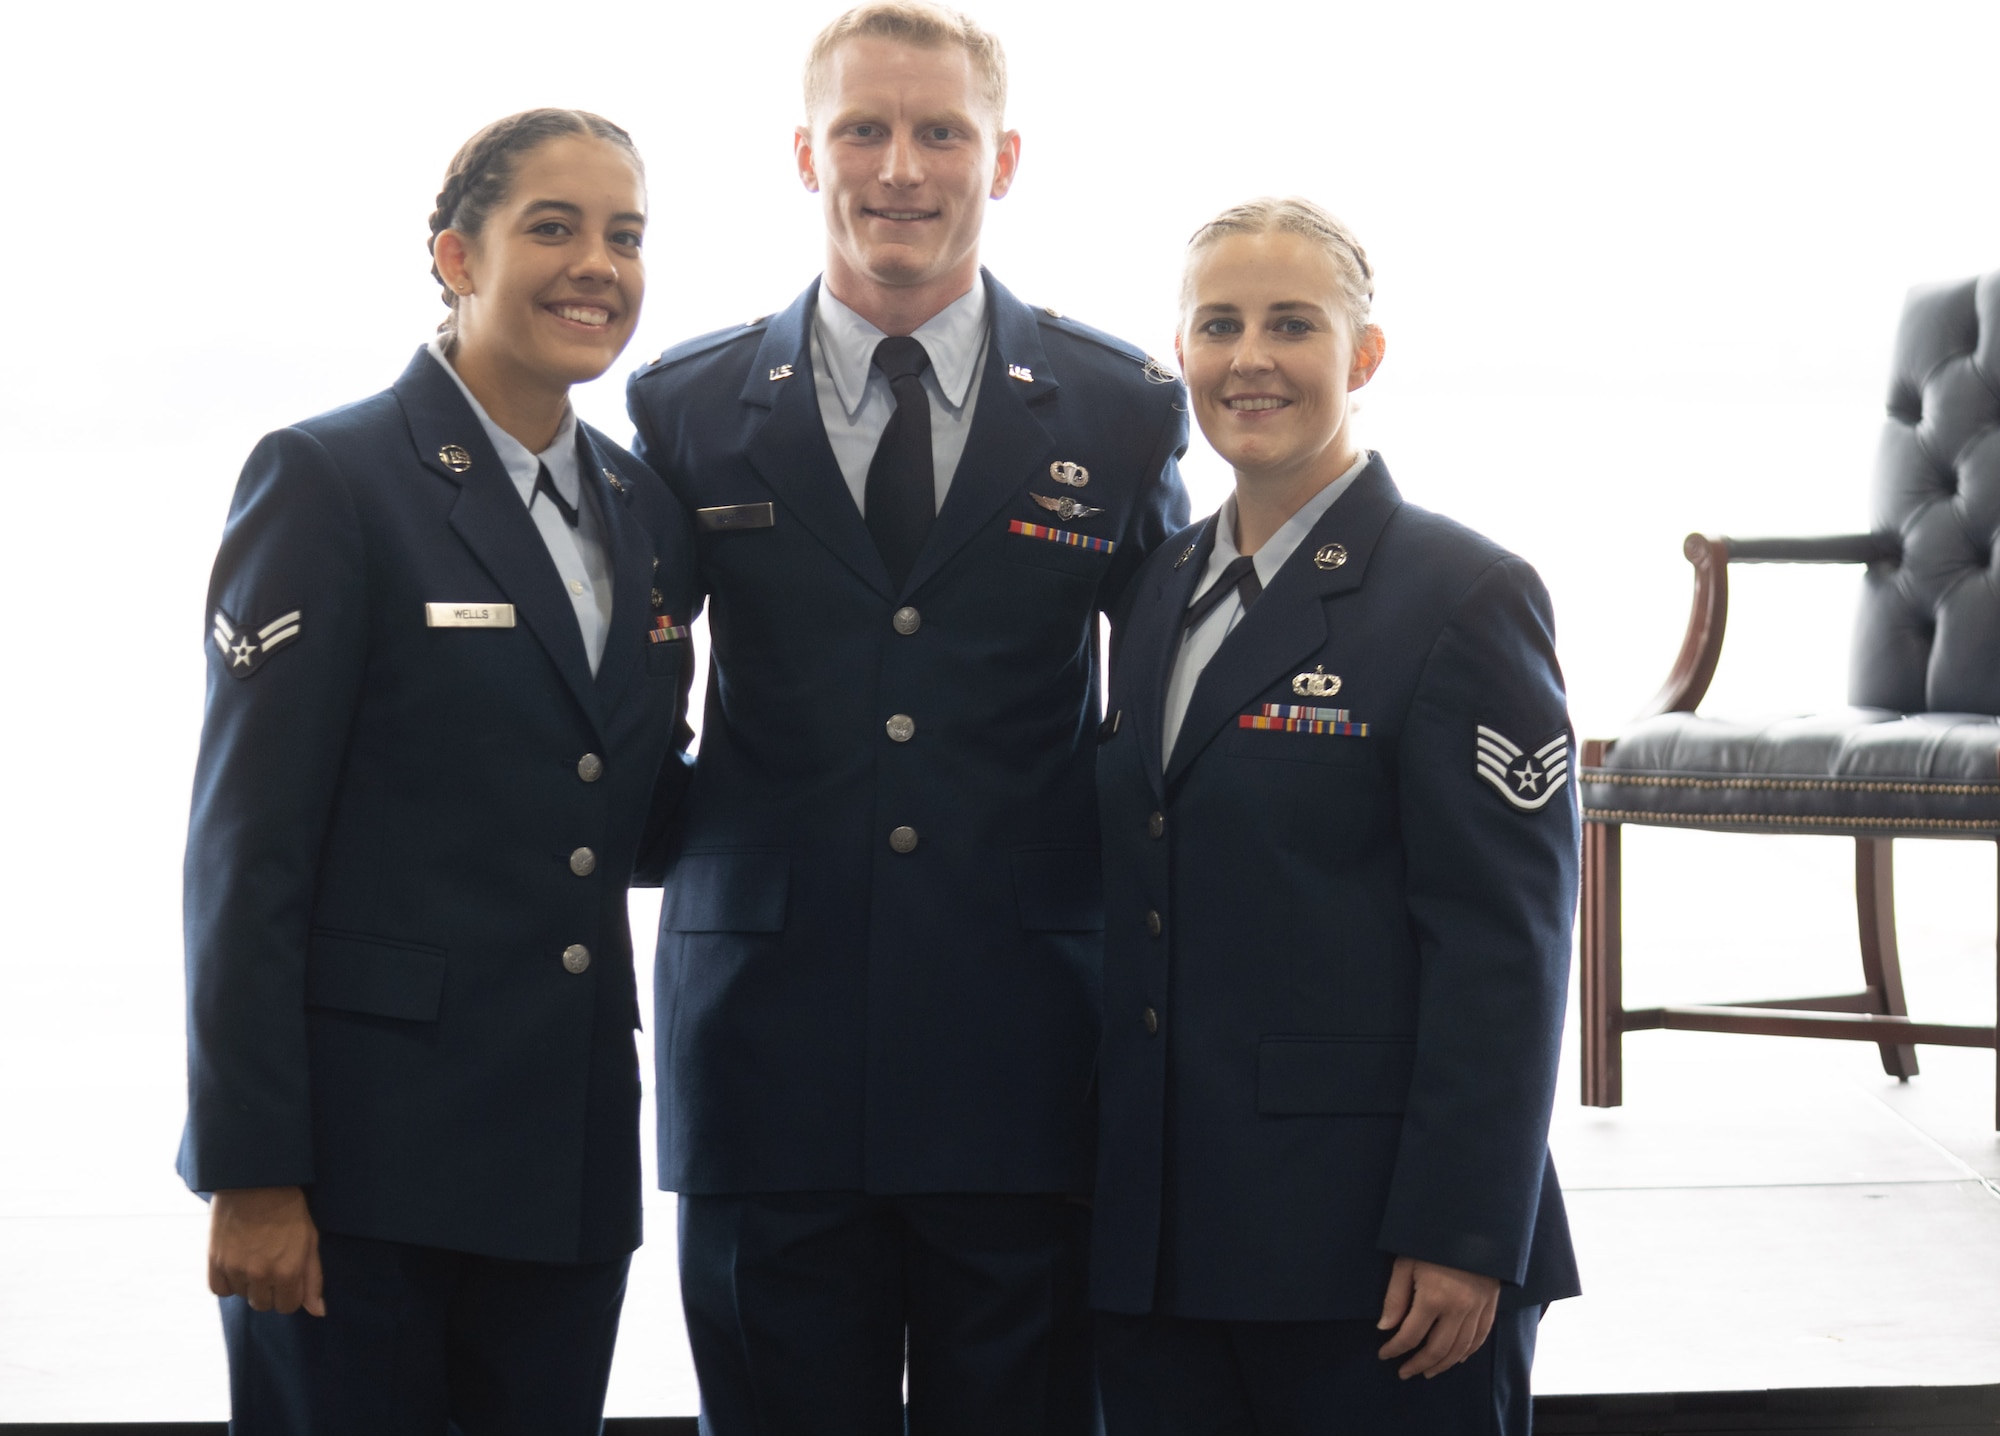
[625,5,1190,1431]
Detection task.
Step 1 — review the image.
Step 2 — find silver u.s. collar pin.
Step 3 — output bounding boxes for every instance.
[768,364,795,382]
[438,444,473,473]
[1174,542,1197,568]
[1314,542,1348,570]
[1142,356,1176,386]
[1031,493,1105,522]
[1008,364,1034,383]
[1292,665,1342,698]
[603,468,627,494]
[1049,461,1089,487]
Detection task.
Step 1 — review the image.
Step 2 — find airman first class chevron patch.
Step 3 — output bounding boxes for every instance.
[213,609,302,678]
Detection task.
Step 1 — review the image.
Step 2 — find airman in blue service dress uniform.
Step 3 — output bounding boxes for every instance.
[1090,202,1579,1435]
[625,6,1188,1433]
[178,111,696,1434]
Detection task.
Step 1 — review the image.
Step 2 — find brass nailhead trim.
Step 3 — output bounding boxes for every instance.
[1581,769,2000,798]
[1584,807,2000,833]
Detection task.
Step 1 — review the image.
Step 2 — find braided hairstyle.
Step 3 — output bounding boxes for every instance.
[427,108,644,345]
[1181,197,1375,344]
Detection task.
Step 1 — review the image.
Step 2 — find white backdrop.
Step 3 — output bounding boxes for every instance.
[3,0,1999,1417]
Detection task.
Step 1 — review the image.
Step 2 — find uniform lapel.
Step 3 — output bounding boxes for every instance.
[901,272,1059,598]
[393,348,605,737]
[741,282,895,598]
[580,427,655,712]
[1133,518,1217,798]
[1164,460,1403,786]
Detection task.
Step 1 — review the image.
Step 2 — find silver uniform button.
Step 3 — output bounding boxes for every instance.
[1145,909,1163,938]
[570,847,597,877]
[892,606,922,636]
[562,944,591,974]
[1147,811,1165,839]
[1142,1006,1159,1035]
[577,753,604,783]
[889,826,919,854]
[886,714,916,743]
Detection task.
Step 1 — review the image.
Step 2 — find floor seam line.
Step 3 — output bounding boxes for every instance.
[1847,1078,2000,1204]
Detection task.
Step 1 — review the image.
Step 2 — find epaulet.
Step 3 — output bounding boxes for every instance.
[631,314,771,380]
[1033,304,1180,388]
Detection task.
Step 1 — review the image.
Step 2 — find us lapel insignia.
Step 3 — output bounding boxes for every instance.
[1314,542,1348,570]
[1174,542,1197,569]
[1475,727,1570,811]
[1049,461,1090,487]
[603,467,628,496]
[768,364,795,382]
[1008,364,1034,383]
[213,608,302,678]
[1291,665,1342,698]
[1141,356,1176,386]
[437,444,473,473]
[1031,492,1105,522]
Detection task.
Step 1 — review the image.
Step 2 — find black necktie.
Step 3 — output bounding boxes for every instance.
[532,462,580,529]
[1183,555,1263,631]
[864,336,935,586]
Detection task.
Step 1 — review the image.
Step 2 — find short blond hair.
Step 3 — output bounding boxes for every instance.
[803,2,1008,134]
[1183,197,1375,341]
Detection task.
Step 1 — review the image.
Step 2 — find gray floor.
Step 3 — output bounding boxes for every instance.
[1,833,1995,1418]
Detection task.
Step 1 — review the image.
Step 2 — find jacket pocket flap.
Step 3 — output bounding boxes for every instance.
[1258,1037,1416,1115]
[305,931,447,1022]
[663,849,790,932]
[1010,846,1104,932]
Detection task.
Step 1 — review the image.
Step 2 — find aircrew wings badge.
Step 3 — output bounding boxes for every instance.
[1474,726,1569,811]
[212,608,302,678]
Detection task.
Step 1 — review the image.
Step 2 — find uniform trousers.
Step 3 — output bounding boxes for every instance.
[679,1190,1096,1436]
[220,1229,630,1436]
[1094,1304,1538,1436]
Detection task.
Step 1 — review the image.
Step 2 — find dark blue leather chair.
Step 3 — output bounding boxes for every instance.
[1579,272,2000,1127]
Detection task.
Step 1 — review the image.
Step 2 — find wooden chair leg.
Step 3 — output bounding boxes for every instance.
[1854,837,1919,1078]
[1581,816,1624,1106]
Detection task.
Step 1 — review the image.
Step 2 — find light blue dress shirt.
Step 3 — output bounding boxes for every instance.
[426,337,614,675]
[810,281,990,516]
[1161,450,1374,766]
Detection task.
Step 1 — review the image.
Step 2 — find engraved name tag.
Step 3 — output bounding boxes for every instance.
[695,502,775,533]
[425,603,516,628]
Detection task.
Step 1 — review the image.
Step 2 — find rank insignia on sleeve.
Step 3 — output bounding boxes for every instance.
[1475,726,1569,811]
[212,608,302,678]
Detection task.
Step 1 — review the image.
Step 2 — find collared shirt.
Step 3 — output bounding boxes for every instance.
[810,281,990,515]
[1161,451,1374,767]
[426,337,615,675]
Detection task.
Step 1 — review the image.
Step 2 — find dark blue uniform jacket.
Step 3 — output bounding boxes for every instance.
[626,272,1190,1195]
[1092,458,1582,1321]
[178,348,698,1264]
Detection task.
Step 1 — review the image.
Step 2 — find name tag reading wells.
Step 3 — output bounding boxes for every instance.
[425,603,516,628]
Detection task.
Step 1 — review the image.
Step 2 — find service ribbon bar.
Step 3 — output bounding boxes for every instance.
[1007,520,1117,554]
[649,616,690,644]
[1239,714,1369,737]
[1260,704,1351,723]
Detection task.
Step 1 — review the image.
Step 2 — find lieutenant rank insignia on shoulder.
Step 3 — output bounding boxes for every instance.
[1475,726,1570,811]
[212,608,301,678]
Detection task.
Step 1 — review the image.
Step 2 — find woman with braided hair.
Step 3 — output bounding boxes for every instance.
[178,108,698,1432]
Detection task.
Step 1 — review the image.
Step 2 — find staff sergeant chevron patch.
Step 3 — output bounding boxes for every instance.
[1475,725,1569,811]
[213,608,303,678]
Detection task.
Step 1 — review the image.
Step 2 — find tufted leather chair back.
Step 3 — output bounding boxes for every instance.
[1851,272,2000,715]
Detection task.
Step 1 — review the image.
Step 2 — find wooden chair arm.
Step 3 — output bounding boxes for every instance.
[1630,531,1897,722]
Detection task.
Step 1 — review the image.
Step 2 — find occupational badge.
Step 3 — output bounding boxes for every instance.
[213,608,302,678]
[1049,461,1090,487]
[1031,492,1105,522]
[1291,665,1341,698]
[1474,726,1570,811]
